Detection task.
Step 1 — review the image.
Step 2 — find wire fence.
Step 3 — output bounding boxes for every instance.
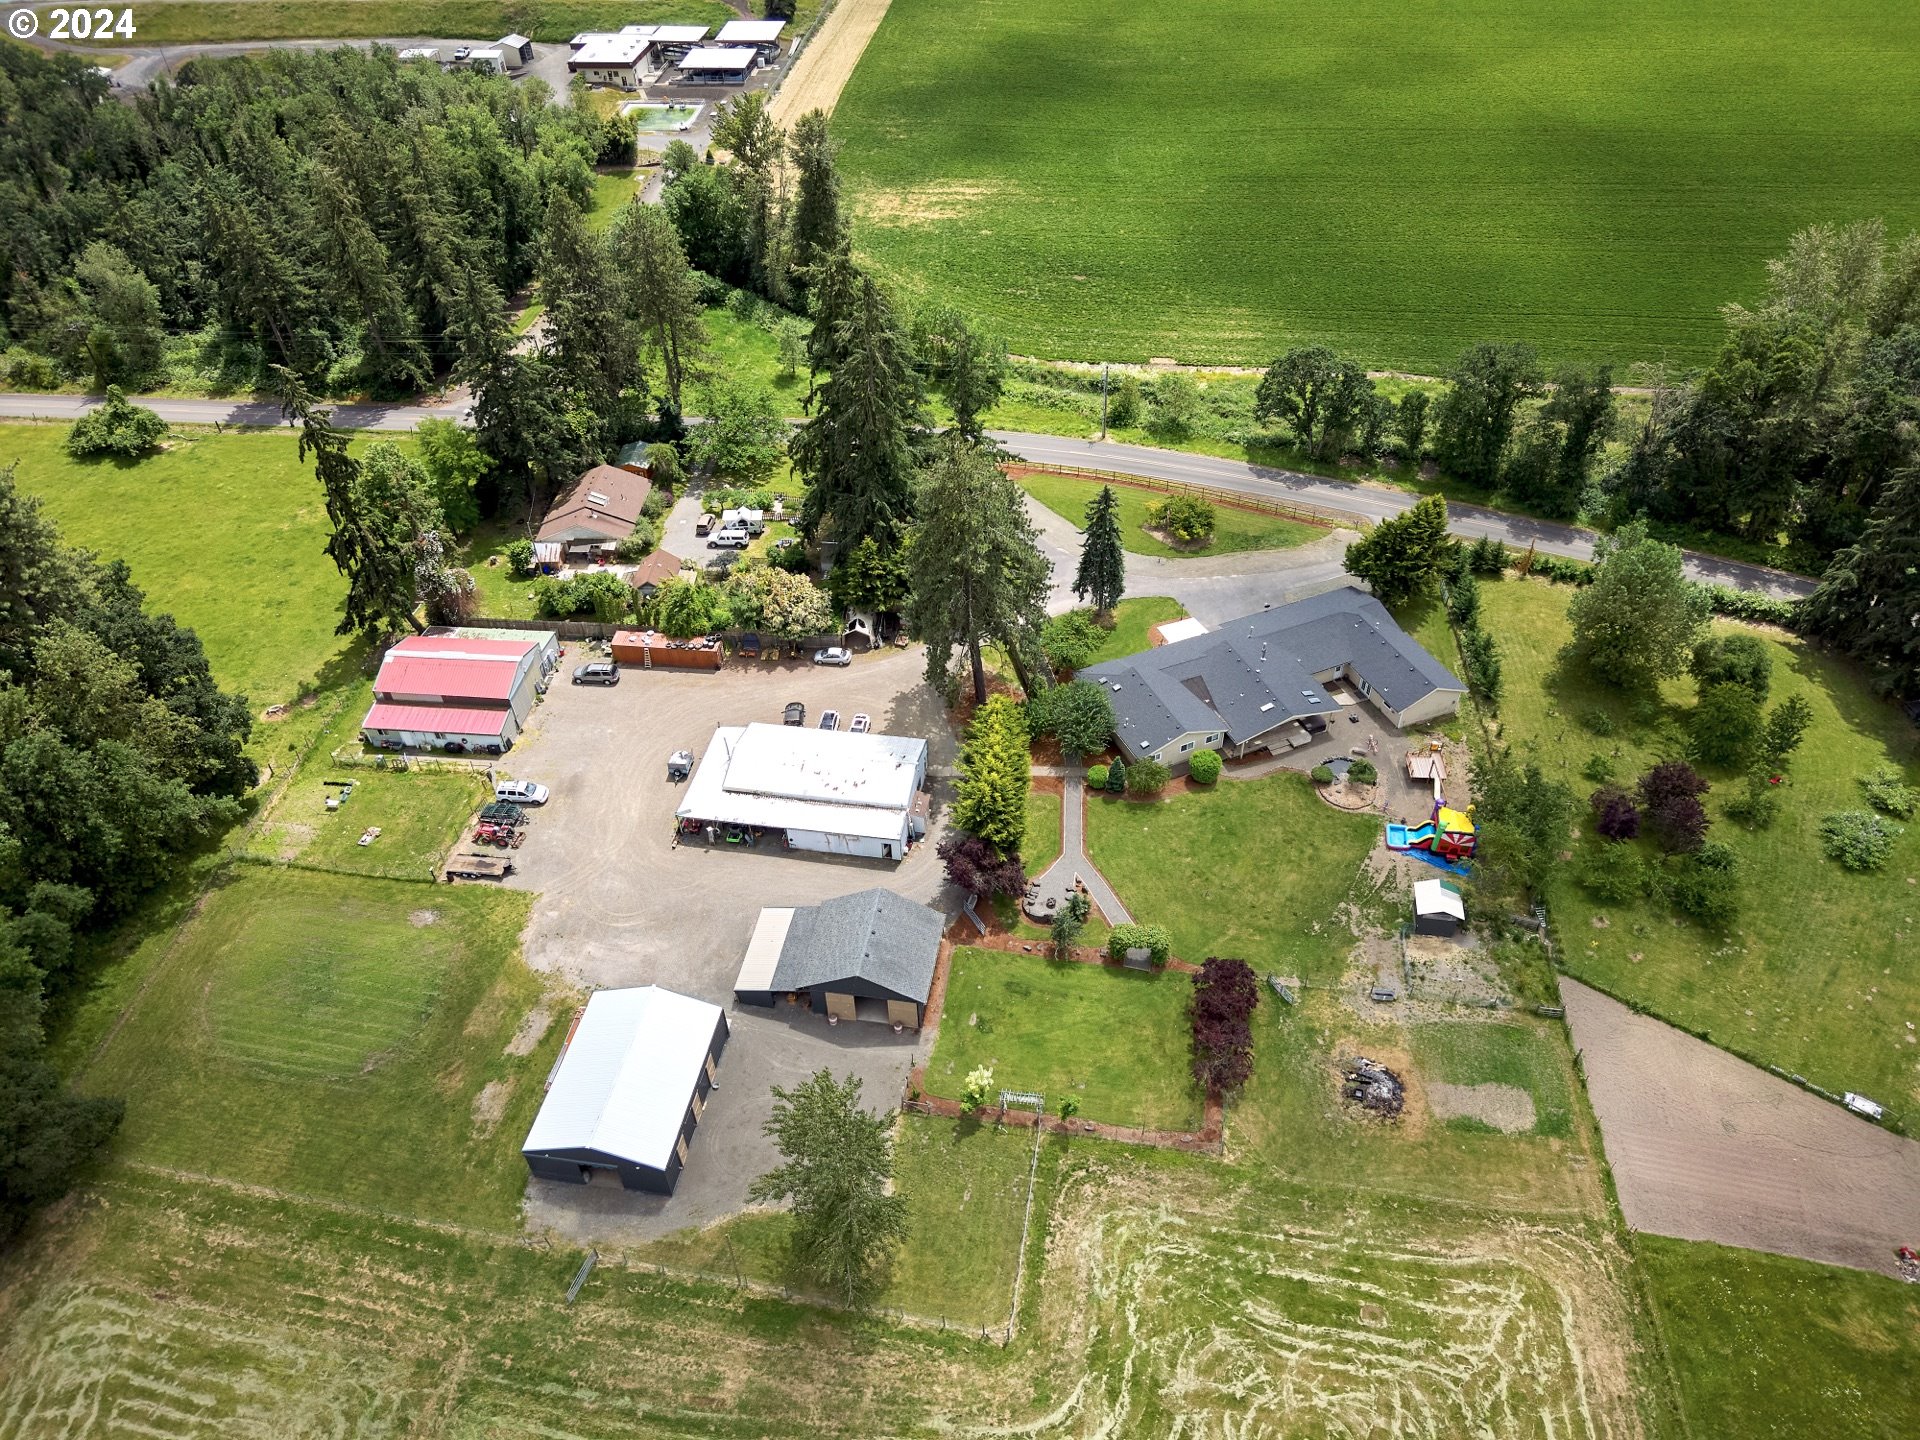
[1006,461,1369,529]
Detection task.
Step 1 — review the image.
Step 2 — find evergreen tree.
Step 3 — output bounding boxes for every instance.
[537,190,642,414]
[943,316,1007,441]
[794,274,928,548]
[1073,485,1127,619]
[608,202,708,413]
[1342,494,1452,606]
[953,695,1031,856]
[787,108,844,291]
[1803,467,1920,696]
[747,1070,907,1307]
[907,440,1052,703]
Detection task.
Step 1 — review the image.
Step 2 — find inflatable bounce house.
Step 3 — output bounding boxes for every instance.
[1386,801,1476,868]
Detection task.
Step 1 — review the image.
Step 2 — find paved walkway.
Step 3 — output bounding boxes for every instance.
[1032,770,1132,925]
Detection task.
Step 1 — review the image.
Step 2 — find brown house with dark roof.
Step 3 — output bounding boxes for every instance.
[536,464,653,563]
[628,549,684,598]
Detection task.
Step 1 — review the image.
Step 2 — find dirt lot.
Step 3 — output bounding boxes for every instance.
[1564,979,1920,1276]
[496,645,961,1244]
[769,0,893,125]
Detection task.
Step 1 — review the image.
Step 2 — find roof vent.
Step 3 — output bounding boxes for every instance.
[588,490,610,506]
[1259,702,1274,712]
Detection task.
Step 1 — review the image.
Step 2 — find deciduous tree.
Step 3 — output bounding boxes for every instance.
[1190,957,1259,1096]
[1567,520,1709,687]
[1433,342,1544,485]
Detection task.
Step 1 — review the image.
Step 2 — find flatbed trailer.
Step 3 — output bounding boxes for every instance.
[445,853,514,882]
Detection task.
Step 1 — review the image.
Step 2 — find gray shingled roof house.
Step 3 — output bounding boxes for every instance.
[732,889,944,1029]
[1082,587,1465,766]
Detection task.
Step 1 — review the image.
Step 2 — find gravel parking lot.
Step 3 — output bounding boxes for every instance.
[499,644,961,1243]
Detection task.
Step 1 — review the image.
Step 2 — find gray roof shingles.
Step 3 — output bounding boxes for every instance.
[771,888,943,1004]
[1083,587,1464,754]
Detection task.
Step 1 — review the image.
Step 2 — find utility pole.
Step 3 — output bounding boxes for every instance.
[1100,364,1109,440]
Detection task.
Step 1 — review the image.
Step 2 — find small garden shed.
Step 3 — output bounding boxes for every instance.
[1413,878,1465,936]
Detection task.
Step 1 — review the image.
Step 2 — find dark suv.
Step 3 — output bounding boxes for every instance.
[572,661,619,686]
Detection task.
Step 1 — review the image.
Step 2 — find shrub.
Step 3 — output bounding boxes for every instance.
[1758,694,1814,772]
[1818,810,1899,872]
[641,486,673,520]
[1145,493,1217,543]
[1590,786,1641,841]
[1187,748,1222,784]
[1190,957,1259,1096]
[504,537,536,578]
[1689,682,1762,768]
[1106,923,1173,968]
[1040,609,1107,672]
[953,696,1032,855]
[937,833,1025,897]
[1446,573,1481,627]
[1582,754,1616,784]
[1860,765,1919,820]
[64,386,169,458]
[1690,633,1772,700]
[1086,763,1110,790]
[1310,764,1335,784]
[1467,535,1509,576]
[1724,766,1783,829]
[615,516,661,562]
[1030,681,1115,760]
[1669,841,1740,926]
[1106,759,1127,793]
[1050,892,1090,957]
[769,540,809,573]
[961,1065,994,1112]
[1347,758,1377,785]
[3,346,59,389]
[1107,373,1143,428]
[1639,761,1710,854]
[1580,708,1617,737]
[1126,758,1171,796]
[535,571,632,622]
[1585,842,1647,904]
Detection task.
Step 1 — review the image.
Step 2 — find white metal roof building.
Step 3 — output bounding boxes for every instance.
[521,986,729,1195]
[1412,879,1466,936]
[715,19,786,46]
[677,723,930,860]
[677,46,759,81]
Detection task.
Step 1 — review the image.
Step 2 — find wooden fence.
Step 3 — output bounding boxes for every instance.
[1005,461,1369,529]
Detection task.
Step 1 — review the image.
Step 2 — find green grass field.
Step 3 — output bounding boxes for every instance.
[1023,786,1061,873]
[1481,576,1920,1112]
[1638,1235,1920,1440]
[925,948,1202,1130]
[1080,596,1187,668]
[1087,771,1381,976]
[2,422,364,706]
[76,866,555,1226]
[1410,1020,1575,1139]
[1017,471,1322,558]
[836,0,1920,370]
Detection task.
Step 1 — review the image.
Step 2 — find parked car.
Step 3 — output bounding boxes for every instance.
[783,701,805,726]
[813,646,852,667]
[849,713,872,734]
[452,45,472,61]
[695,512,717,536]
[572,661,620,686]
[493,780,549,806]
[707,526,750,549]
[772,537,799,551]
[1300,713,1328,734]
[667,750,694,782]
[819,710,840,731]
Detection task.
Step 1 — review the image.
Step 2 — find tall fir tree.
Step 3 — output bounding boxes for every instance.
[1073,485,1127,619]
[608,202,707,413]
[786,108,844,293]
[1341,493,1452,606]
[1803,466,1920,696]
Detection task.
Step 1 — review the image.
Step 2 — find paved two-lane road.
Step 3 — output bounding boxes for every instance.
[0,392,1815,598]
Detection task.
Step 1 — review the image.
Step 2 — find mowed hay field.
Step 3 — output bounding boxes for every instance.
[75,867,559,1227]
[834,0,1920,370]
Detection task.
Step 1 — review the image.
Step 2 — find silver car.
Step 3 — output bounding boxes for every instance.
[813,646,852,667]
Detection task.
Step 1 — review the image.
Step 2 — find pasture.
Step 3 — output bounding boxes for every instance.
[1479,576,1920,1113]
[835,0,1920,371]
[3,422,358,706]
[74,867,553,1227]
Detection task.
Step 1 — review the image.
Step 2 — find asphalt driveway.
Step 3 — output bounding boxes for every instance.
[500,644,960,1243]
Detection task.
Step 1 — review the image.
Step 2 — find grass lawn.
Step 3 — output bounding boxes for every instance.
[3,422,355,706]
[925,947,1201,1130]
[1017,471,1322,558]
[244,687,487,879]
[1409,1020,1575,1138]
[642,1115,1047,1329]
[837,0,1920,370]
[585,168,641,232]
[1023,786,1061,873]
[1638,1235,1920,1440]
[48,1,735,46]
[695,303,808,410]
[1481,576,1920,1111]
[1081,596,1187,668]
[1087,772,1381,977]
[76,866,555,1227]
[462,518,543,620]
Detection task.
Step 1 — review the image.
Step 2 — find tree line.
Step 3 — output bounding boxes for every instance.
[0,465,256,1238]
[1,45,614,396]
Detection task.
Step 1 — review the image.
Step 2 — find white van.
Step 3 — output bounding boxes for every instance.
[708,526,750,549]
